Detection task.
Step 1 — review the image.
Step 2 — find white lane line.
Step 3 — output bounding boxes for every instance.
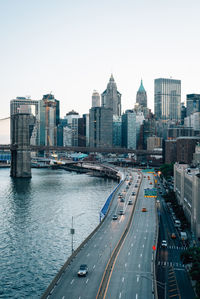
[138,264,141,268]
[87,253,90,257]
[137,276,139,282]
[137,229,138,232]
[119,292,122,299]
[134,235,136,239]
[136,294,138,299]
[144,236,147,239]
[78,297,81,299]
[125,263,127,267]
[62,296,65,299]
[93,265,96,269]
[94,244,96,248]
[105,244,107,248]
[70,279,74,285]
[140,253,142,257]
[147,224,149,227]
[142,244,144,248]
[131,243,133,247]
[86,278,89,284]
[122,277,124,282]
[128,252,130,256]
[99,236,102,240]
[146,229,148,232]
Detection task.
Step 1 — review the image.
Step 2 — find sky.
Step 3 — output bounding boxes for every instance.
[0,0,200,143]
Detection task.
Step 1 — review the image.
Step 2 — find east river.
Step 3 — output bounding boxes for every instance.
[0,168,117,299]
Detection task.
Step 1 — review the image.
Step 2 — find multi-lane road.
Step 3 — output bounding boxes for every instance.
[156,180,195,299]
[42,170,157,299]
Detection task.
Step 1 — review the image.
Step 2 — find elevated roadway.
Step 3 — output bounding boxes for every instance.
[42,171,157,299]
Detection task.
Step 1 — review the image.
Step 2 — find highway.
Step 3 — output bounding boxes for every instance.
[43,169,141,299]
[103,173,157,299]
[156,180,195,299]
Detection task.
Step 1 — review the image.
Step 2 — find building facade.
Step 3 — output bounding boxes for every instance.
[174,163,200,239]
[136,80,147,108]
[122,110,136,149]
[92,90,100,108]
[38,94,59,146]
[186,94,200,117]
[154,78,181,121]
[101,74,121,116]
[89,107,113,148]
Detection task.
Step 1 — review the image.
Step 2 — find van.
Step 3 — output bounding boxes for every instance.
[174,220,181,228]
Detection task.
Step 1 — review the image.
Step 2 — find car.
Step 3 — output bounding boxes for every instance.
[119,209,124,215]
[132,192,136,196]
[150,182,152,185]
[120,197,125,202]
[135,184,138,187]
[78,264,88,277]
[128,200,133,205]
[112,214,118,220]
[171,233,176,239]
[161,240,167,248]
[141,208,147,212]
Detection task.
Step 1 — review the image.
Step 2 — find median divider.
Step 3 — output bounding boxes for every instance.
[41,174,124,299]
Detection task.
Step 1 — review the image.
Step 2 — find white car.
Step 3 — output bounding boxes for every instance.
[78,264,88,277]
[161,240,167,248]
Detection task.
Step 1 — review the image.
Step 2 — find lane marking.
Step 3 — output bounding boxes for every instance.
[105,244,107,248]
[128,252,130,256]
[86,279,89,284]
[93,265,96,269]
[144,236,147,240]
[70,279,74,285]
[125,263,127,267]
[78,297,81,299]
[94,244,96,248]
[140,253,142,257]
[142,244,144,248]
[137,276,139,283]
[138,264,141,268]
[99,237,102,240]
[119,292,122,299]
[136,294,138,299]
[62,297,65,299]
[134,236,136,239]
[87,253,90,257]
[122,277,124,282]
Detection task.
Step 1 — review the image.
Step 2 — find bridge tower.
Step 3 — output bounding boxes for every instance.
[10,112,33,178]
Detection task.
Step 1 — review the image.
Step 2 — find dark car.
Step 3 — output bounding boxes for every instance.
[120,197,125,202]
[112,214,118,220]
[128,200,133,205]
[78,264,88,277]
[119,209,124,215]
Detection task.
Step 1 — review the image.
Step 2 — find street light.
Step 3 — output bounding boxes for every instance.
[139,274,166,299]
[70,212,85,254]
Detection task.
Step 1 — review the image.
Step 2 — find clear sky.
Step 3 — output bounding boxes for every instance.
[0,0,200,142]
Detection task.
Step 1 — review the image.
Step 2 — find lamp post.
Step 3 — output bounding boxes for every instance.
[139,274,166,299]
[70,212,85,254]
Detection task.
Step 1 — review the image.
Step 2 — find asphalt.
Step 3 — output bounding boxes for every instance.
[104,173,157,299]
[47,169,140,299]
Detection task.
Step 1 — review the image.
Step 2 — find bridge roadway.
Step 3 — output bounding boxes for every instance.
[0,144,162,155]
[43,171,157,299]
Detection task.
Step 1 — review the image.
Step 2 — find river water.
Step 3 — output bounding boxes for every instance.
[0,168,117,299]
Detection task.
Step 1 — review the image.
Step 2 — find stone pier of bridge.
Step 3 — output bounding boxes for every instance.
[10,113,33,178]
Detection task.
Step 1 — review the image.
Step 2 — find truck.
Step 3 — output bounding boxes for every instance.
[180,231,187,241]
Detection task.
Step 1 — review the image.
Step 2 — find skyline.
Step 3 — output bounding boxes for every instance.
[1,0,200,142]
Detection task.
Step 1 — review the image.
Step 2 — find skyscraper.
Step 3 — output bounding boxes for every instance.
[136,80,147,107]
[154,78,181,121]
[186,94,200,117]
[92,90,100,107]
[122,110,136,149]
[101,74,121,116]
[38,94,59,146]
[89,107,113,148]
